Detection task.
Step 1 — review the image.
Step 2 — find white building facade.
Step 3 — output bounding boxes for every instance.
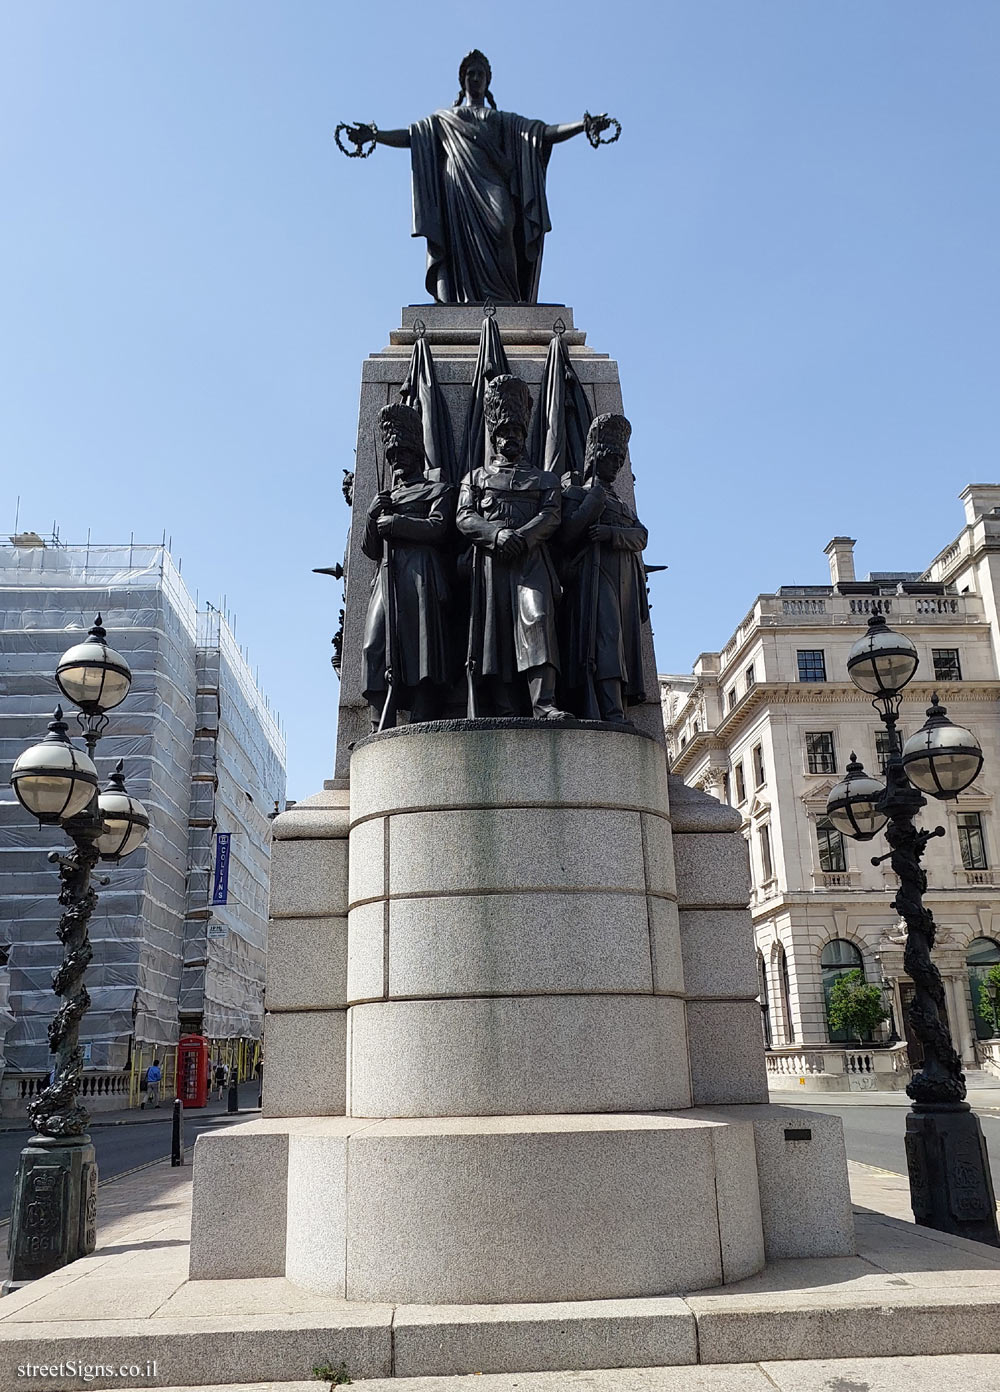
[661,486,1000,1091]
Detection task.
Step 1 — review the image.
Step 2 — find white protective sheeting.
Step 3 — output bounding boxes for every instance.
[0,543,286,1074]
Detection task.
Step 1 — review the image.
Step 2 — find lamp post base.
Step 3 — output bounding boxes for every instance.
[905,1102,999,1247]
[6,1134,98,1285]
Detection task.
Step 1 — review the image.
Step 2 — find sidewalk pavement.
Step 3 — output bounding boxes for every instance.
[770,1073,1000,1108]
[146,1359,1000,1390]
[2,1142,1000,1389]
[0,1080,263,1132]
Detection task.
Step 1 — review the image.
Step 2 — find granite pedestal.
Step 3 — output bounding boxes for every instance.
[191,724,853,1308]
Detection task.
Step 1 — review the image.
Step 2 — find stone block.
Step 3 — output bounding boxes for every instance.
[689,1104,854,1261]
[386,807,646,897]
[348,815,385,906]
[391,1297,698,1376]
[271,787,350,841]
[691,1289,1000,1365]
[687,1001,769,1105]
[680,909,759,998]
[745,1105,854,1259]
[346,899,386,1003]
[380,891,654,999]
[673,831,751,909]
[284,1133,349,1296]
[265,916,348,1010]
[348,995,690,1117]
[345,1114,738,1302]
[648,896,685,995]
[0,1315,394,1389]
[269,838,348,919]
[709,1119,765,1284]
[262,1009,346,1118]
[641,812,677,897]
[667,775,743,833]
[189,1129,288,1278]
[349,724,668,823]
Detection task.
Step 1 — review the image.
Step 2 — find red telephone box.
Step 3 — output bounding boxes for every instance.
[177,1034,209,1108]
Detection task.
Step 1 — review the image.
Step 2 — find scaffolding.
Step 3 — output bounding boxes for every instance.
[0,541,285,1107]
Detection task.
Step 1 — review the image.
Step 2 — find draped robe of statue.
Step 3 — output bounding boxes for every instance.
[410,107,552,304]
[361,479,454,704]
[560,484,649,704]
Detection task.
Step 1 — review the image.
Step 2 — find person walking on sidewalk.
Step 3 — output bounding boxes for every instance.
[214,1060,228,1102]
[142,1057,162,1109]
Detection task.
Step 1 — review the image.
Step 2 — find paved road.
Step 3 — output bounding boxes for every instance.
[0,1095,261,1223]
[773,1099,1000,1175]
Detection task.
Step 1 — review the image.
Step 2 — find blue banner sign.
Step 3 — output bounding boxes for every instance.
[212,832,231,905]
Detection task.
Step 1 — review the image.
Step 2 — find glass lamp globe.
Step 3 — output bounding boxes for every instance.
[826,752,887,841]
[901,695,984,799]
[97,761,149,861]
[56,614,132,714]
[10,707,99,824]
[846,614,919,697]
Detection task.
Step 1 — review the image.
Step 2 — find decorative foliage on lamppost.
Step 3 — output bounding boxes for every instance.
[6,616,148,1286]
[827,612,998,1246]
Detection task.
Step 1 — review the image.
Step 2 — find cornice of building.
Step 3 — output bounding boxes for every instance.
[923,516,1000,585]
[668,679,1000,777]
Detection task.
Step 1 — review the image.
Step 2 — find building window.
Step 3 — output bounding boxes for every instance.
[753,743,765,787]
[957,812,988,871]
[932,648,962,682]
[967,937,1000,1040]
[875,729,900,774]
[680,734,687,750]
[745,664,755,693]
[797,649,827,683]
[723,772,731,805]
[805,731,837,775]
[759,824,773,881]
[816,818,847,873]
[776,943,794,1043]
[757,950,772,1047]
[735,763,746,803]
[821,938,866,1044]
[728,687,738,711]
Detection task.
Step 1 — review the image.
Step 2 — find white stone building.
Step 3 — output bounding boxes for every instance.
[661,486,1000,1091]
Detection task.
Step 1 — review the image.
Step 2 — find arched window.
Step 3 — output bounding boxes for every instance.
[757,950,772,1048]
[967,937,1000,1041]
[774,943,794,1043]
[781,949,795,1043]
[821,938,865,1044]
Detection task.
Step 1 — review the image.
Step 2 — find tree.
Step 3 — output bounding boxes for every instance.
[826,969,890,1045]
[977,964,1000,1038]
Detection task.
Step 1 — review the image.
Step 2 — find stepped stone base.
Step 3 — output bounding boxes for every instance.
[192,1112,766,1302]
[188,1105,852,1301]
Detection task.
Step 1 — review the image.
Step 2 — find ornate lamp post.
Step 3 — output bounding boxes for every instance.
[6,616,148,1286]
[827,613,998,1245]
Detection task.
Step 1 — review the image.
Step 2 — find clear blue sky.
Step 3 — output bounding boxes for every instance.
[3,3,998,797]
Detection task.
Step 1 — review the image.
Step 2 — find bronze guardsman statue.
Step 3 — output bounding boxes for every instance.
[560,413,649,723]
[338,51,618,305]
[458,374,569,720]
[362,403,454,730]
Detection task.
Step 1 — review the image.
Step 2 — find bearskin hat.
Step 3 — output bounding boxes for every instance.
[585,412,632,460]
[379,403,424,456]
[484,374,532,437]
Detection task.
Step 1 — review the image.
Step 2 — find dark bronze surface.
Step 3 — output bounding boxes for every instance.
[339,52,619,304]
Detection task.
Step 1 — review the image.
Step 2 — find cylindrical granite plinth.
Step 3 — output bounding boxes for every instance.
[326,723,766,1302]
[346,721,688,1117]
